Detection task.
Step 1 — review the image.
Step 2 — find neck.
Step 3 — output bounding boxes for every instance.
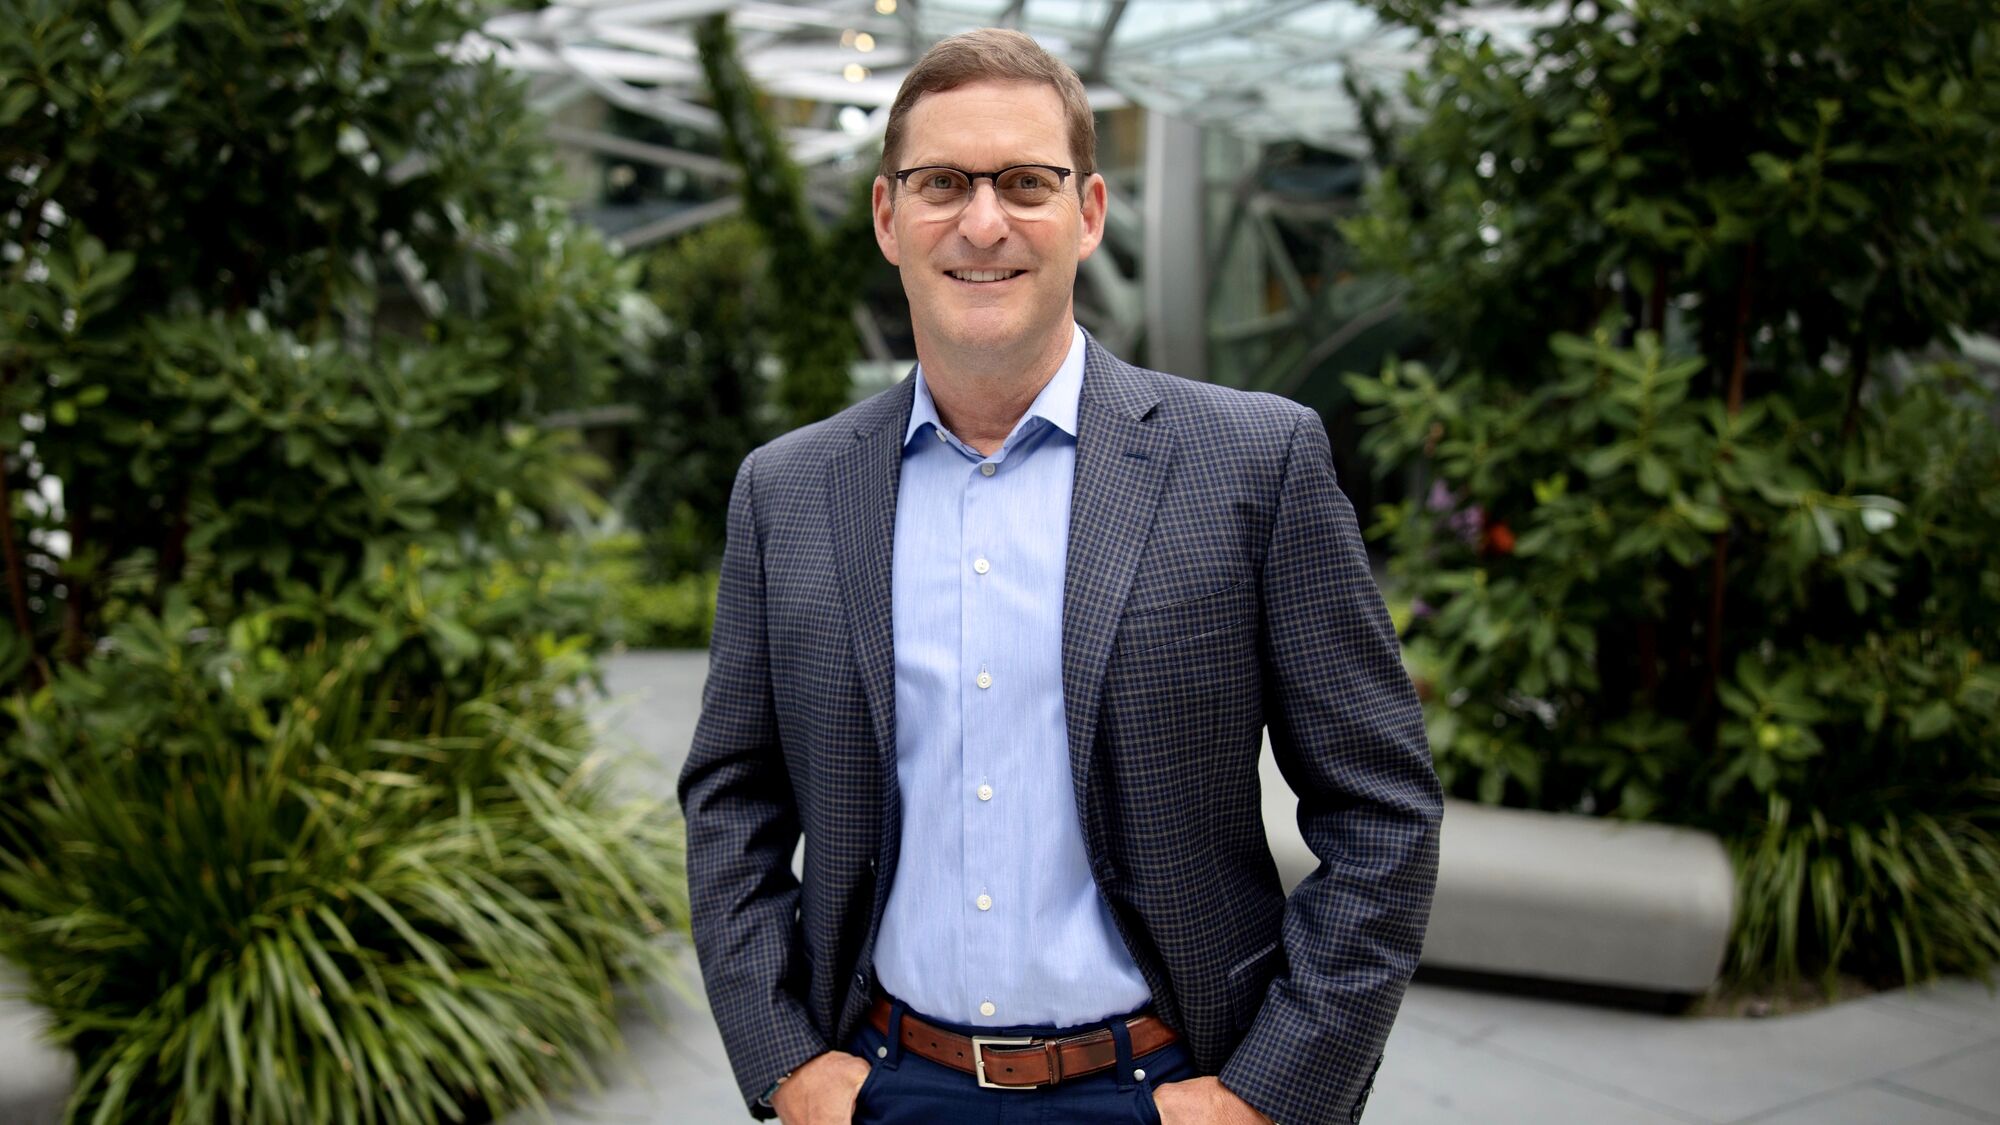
[917,321,1075,456]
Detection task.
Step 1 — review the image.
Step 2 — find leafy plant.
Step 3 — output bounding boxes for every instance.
[0,0,689,1119]
[495,533,718,650]
[0,589,683,1125]
[694,13,879,431]
[619,218,776,579]
[1349,0,2000,987]
[0,0,646,679]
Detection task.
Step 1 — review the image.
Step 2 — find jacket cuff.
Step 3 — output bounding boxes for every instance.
[737,1017,832,1120]
[1218,1009,1384,1125]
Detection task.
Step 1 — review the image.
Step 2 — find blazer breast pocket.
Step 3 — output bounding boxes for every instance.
[1116,575,1253,657]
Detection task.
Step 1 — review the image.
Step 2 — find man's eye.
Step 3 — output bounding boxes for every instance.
[925,174,960,191]
[1013,174,1045,190]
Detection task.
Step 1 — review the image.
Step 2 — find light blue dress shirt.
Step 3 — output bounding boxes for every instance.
[872,324,1153,1029]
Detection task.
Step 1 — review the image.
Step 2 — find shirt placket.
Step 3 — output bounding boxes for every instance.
[960,441,1006,1021]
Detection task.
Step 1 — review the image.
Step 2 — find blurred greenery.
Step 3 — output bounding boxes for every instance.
[0,0,688,1118]
[619,218,774,581]
[1350,0,2000,988]
[501,532,718,651]
[607,22,881,583]
[694,13,878,433]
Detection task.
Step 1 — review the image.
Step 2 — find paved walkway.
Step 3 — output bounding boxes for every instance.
[541,651,2000,1124]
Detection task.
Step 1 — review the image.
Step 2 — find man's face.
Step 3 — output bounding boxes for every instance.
[873,80,1107,363]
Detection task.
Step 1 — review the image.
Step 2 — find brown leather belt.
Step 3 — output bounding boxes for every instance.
[868,995,1179,1090]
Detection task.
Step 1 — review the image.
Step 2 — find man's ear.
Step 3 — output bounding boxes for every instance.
[1075,171,1108,263]
[872,176,900,267]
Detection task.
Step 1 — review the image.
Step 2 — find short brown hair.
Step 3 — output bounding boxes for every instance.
[879,28,1096,183]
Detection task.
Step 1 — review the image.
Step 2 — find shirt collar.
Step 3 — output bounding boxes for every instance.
[904,322,1086,449]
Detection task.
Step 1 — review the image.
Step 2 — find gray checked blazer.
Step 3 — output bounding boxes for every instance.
[676,330,1443,1124]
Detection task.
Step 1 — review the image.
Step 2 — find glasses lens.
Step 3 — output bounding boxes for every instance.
[996,166,1061,209]
[911,168,970,207]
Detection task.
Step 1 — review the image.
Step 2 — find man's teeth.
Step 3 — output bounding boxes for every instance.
[950,270,1022,282]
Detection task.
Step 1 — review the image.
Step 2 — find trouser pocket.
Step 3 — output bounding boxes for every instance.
[1133,1079,1162,1125]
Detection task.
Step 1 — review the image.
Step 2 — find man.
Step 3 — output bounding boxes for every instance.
[677,27,1441,1125]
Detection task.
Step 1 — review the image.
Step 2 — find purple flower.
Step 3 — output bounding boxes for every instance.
[1447,504,1486,545]
[1426,481,1456,511]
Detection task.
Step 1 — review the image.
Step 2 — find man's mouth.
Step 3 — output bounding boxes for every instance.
[946,269,1026,284]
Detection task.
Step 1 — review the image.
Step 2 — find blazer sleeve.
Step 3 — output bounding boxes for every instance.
[675,450,831,1119]
[1216,409,1444,1125]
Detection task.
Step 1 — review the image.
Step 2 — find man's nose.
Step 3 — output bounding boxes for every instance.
[956,181,1008,247]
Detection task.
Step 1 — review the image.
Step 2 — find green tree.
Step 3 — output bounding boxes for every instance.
[695,12,879,431]
[1346,0,2000,987]
[0,0,684,1118]
[621,217,775,578]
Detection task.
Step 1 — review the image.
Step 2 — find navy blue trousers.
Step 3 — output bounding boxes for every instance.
[842,997,1200,1124]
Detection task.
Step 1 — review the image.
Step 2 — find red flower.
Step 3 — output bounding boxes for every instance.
[1483,521,1516,556]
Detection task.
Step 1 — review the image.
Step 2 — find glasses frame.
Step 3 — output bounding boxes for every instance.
[889,164,1080,216]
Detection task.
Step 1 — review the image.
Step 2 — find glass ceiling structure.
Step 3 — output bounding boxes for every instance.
[474,0,1546,166]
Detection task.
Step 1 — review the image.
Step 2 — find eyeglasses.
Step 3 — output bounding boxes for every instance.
[891,164,1078,218]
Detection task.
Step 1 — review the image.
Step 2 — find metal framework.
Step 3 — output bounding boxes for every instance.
[470,1,1545,380]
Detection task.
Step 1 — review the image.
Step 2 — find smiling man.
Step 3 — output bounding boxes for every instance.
[678,28,1442,1125]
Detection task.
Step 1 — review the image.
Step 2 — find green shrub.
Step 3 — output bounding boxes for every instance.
[512,532,717,650]
[0,0,644,676]
[0,589,683,1125]
[0,0,689,1118]
[1349,0,2000,987]
[620,219,775,580]
[694,14,877,431]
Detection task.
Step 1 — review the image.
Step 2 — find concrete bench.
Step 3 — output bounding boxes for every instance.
[0,967,70,1125]
[1258,736,1735,997]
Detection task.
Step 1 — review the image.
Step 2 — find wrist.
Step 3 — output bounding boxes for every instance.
[756,1068,794,1108]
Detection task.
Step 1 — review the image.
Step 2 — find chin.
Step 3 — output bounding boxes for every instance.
[931,311,1031,355]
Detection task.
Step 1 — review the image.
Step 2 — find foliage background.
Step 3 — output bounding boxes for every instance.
[1347,0,2000,988]
[0,0,687,1119]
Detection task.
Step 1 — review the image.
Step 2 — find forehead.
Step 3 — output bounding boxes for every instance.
[900,79,1070,167]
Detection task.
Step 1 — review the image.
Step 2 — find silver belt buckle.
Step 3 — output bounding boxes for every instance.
[970,1035,1037,1090]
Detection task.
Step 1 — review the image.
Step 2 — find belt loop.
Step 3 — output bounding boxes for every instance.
[884,998,908,1070]
[1107,1015,1137,1091]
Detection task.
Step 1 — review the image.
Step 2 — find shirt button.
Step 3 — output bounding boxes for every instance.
[976,893,992,911]
[976,671,992,689]
[980,463,996,476]
[980,1001,996,1017]
[977,784,993,801]
[973,557,990,574]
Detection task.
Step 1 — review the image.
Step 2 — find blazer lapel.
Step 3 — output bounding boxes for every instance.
[828,376,917,792]
[1062,336,1172,829]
